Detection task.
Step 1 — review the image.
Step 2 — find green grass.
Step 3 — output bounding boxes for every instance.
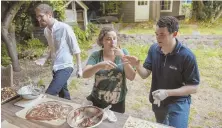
[68,79,79,91]
[120,19,222,35]
[193,47,222,90]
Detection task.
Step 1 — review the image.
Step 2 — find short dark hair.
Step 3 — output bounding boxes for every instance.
[157,16,179,33]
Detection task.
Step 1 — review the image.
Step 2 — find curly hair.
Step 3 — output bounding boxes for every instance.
[157,16,179,34]
[97,27,117,47]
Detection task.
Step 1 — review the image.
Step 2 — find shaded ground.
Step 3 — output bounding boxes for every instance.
[13,34,222,128]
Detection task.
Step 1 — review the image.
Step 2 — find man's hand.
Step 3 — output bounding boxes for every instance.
[76,65,83,78]
[34,58,46,66]
[123,55,140,67]
[152,89,168,100]
[152,89,168,107]
[76,69,83,78]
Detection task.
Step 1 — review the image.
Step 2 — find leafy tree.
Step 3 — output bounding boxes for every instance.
[1,1,66,71]
[192,1,222,23]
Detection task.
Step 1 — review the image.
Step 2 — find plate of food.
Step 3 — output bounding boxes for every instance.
[67,106,104,128]
[1,87,19,104]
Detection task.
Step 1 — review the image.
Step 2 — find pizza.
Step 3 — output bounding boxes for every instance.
[25,101,73,121]
[1,87,17,103]
[123,116,173,128]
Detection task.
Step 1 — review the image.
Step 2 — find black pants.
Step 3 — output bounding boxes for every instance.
[87,95,125,113]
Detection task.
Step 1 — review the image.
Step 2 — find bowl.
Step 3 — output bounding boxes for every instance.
[67,106,104,128]
[17,85,41,100]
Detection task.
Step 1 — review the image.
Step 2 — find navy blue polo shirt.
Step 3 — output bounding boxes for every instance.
[143,38,200,106]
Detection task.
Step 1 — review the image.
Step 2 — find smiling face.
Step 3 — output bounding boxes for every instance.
[102,31,118,49]
[35,9,52,27]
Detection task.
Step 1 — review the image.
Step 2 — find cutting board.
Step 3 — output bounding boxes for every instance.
[14,94,45,108]
[1,120,20,128]
[15,96,81,126]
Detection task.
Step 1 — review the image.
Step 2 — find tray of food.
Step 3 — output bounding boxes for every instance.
[1,87,19,104]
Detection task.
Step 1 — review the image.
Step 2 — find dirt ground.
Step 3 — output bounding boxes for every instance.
[13,34,222,128]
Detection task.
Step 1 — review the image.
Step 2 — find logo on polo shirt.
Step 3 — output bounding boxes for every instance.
[169,65,177,70]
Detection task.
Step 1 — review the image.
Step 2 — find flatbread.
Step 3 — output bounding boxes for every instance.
[123,116,173,128]
[25,101,73,121]
[15,96,81,126]
[1,87,17,104]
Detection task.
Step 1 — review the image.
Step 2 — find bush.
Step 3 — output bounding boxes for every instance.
[72,23,99,60]
[181,3,192,19]
[17,38,46,59]
[1,43,12,66]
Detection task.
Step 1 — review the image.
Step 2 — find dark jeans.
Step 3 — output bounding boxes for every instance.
[152,97,191,128]
[46,67,73,100]
[87,95,125,113]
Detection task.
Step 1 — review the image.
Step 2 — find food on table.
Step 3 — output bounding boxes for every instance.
[1,87,17,103]
[123,116,173,128]
[67,106,103,127]
[25,101,73,121]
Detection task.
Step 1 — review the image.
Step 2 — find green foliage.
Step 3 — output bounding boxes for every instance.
[1,43,12,66]
[101,1,123,15]
[192,1,222,22]
[17,38,46,59]
[72,23,99,60]
[193,47,222,90]
[37,79,44,86]
[48,1,66,21]
[181,3,192,19]
[122,44,150,62]
[68,79,78,90]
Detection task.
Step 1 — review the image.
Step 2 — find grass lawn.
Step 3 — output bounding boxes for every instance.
[119,18,222,35]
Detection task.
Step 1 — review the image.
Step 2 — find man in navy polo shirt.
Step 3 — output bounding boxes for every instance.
[124,16,200,128]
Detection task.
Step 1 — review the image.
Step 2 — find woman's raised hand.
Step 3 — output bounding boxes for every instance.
[99,60,117,70]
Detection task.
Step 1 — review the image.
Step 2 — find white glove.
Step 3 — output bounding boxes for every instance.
[152,89,168,107]
[153,96,161,107]
[34,58,46,66]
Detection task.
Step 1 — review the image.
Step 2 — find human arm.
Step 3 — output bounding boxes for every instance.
[123,55,151,79]
[83,61,117,78]
[66,26,82,77]
[75,53,82,77]
[113,48,136,81]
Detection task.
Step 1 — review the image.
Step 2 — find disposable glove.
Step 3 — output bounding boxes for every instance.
[152,89,168,107]
[152,89,168,101]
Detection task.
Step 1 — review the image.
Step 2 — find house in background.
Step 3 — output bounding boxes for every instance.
[64,0,88,30]
[84,1,184,23]
[121,0,183,22]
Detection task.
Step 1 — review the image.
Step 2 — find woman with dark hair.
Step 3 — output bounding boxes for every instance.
[82,27,136,113]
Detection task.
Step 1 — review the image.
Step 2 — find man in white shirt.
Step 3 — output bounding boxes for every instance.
[34,3,82,100]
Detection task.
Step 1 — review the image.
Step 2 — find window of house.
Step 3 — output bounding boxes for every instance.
[138,1,148,6]
[160,0,173,12]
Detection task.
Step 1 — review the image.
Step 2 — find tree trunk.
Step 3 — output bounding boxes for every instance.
[1,1,24,72]
[211,9,222,23]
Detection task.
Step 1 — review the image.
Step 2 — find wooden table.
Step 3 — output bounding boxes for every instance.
[1,94,129,128]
